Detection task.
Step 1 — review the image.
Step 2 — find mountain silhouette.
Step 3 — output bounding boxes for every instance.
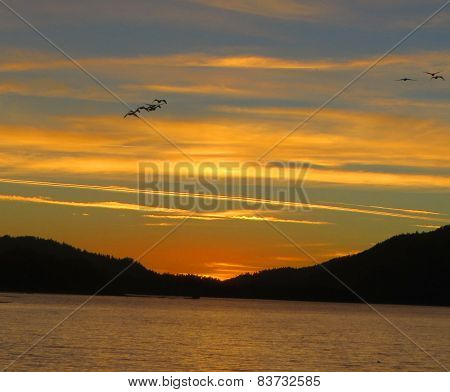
[224,226,450,305]
[0,226,448,305]
[0,236,218,297]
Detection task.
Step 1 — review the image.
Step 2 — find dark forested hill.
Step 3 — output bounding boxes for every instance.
[0,236,219,297]
[0,226,449,305]
[224,226,450,305]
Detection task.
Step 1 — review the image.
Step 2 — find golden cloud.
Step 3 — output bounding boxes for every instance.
[0,106,449,188]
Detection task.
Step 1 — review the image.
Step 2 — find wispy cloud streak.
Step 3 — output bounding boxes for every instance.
[0,194,330,225]
[0,194,185,213]
[144,213,329,225]
[0,177,447,222]
[3,50,448,73]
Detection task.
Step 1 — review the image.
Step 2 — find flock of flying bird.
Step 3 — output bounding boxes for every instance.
[124,99,168,118]
[123,71,445,117]
[397,71,445,82]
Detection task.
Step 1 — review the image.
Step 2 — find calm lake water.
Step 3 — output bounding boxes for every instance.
[0,293,449,371]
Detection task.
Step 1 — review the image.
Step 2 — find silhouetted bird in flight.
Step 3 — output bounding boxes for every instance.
[396,78,416,82]
[424,71,441,77]
[124,109,139,118]
[431,75,445,80]
[123,99,167,118]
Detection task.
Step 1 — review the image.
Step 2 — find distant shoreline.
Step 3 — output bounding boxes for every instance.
[1,290,448,308]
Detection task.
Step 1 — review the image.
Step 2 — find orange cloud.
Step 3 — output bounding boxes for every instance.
[0,109,449,188]
[3,49,447,74]
[125,83,254,97]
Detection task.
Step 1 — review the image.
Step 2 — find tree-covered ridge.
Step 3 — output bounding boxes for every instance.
[0,226,448,305]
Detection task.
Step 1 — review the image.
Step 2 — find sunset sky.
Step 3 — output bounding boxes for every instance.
[0,0,449,279]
